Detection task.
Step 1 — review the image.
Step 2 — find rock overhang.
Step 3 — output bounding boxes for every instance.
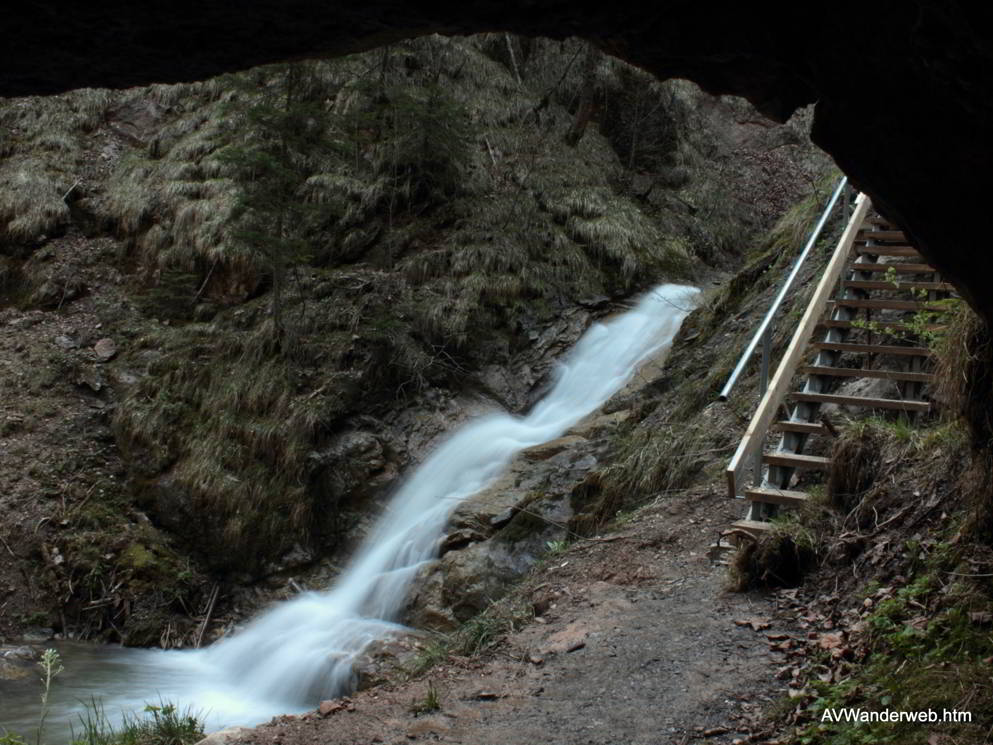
[5,1,992,320]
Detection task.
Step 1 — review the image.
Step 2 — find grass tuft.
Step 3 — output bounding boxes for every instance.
[71,699,205,745]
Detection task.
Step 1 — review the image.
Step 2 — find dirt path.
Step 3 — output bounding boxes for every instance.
[238,485,790,745]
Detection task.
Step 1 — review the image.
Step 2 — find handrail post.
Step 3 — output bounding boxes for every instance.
[751,328,772,489]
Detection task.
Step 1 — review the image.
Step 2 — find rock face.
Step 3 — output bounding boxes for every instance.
[3,4,993,324]
[404,423,614,630]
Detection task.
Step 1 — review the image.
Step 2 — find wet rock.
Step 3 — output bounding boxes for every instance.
[353,635,422,690]
[439,528,485,556]
[447,472,527,533]
[0,646,37,660]
[407,539,544,630]
[0,658,30,680]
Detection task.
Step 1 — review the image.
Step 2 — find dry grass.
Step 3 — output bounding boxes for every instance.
[600,420,724,506]
[0,89,114,247]
[827,419,883,513]
[729,525,817,590]
[931,302,993,543]
[934,302,993,447]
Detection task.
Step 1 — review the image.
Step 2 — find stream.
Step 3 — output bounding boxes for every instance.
[0,283,699,741]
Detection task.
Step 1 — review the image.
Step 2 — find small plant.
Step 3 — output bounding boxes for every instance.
[409,680,441,715]
[36,648,63,745]
[406,639,448,677]
[544,539,568,555]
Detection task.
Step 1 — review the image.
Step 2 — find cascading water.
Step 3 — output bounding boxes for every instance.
[0,283,698,738]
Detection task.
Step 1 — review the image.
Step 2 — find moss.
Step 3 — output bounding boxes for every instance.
[120,543,155,571]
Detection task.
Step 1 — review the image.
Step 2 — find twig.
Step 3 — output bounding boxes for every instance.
[504,34,522,84]
[0,534,15,557]
[820,413,840,438]
[944,571,993,577]
[195,584,219,649]
[62,179,82,201]
[532,44,584,116]
[195,259,218,301]
[483,136,498,168]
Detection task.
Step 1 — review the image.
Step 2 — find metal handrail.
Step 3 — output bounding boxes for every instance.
[718,175,850,401]
[724,192,870,499]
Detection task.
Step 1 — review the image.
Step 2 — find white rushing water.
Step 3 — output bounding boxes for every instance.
[0,283,698,736]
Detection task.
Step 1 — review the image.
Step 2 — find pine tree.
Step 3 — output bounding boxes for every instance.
[219,64,331,348]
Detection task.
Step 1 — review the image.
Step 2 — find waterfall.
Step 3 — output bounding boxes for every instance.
[0,283,698,736]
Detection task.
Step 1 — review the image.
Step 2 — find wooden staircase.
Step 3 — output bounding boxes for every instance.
[722,194,953,541]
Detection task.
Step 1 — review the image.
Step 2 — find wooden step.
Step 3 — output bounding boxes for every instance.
[801,365,935,383]
[773,419,825,435]
[864,215,897,228]
[813,341,931,356]
[829,298,938,312]
[788,392,930,412]
[762,452,830,470]
[818,318,944,333]
[850,262,935,274]
[844,279,954,292]
[859,229,905,241]
[729,519,772,538]
[854,245,923,258]
[745,487,811,507]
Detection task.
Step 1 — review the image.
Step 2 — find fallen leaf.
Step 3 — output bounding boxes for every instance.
[818,632,845,650]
